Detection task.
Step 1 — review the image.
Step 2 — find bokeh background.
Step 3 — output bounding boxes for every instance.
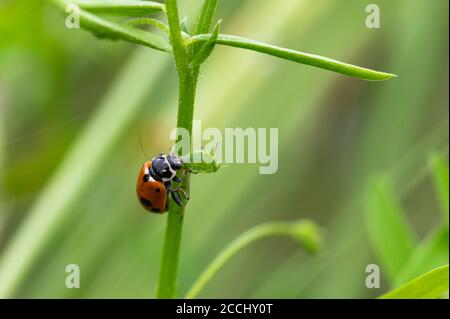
[0,0,448,298]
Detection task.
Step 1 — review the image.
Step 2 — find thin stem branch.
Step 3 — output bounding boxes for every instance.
[185,220,321,299]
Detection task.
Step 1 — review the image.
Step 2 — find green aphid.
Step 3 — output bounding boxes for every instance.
[181,150,220,174]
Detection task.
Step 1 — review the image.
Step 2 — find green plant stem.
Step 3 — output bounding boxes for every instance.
[185,220,321,299]
[156,0,198,299]
[156,0,220,299]
[156,198,186,298]
[165,0,189,73]
[156,72,197,299]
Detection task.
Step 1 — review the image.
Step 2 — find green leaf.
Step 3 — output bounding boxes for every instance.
[380,265,449,299]
[71,0,165,16]
[187,34,397,81]
[81,10,171,52]
[180,17,190,34]
[365,177,417,282]
[394,227,449,287]
[191,20,221,67]
[53,0,171,52]
[192,0,218,56]
[428,153,449,227]
[194,0,218,35]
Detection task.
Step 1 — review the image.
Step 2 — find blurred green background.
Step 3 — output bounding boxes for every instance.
[0,0,448,298]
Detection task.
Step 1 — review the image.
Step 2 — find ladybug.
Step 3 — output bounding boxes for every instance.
[136,153,188,213]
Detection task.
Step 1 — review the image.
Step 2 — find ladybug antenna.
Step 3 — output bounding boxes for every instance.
[138,133,150,161]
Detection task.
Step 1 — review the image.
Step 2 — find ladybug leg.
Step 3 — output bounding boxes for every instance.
[166,180,190,207]
[171,189,183,207]
[171,187,190,201]
[173,176,182,183]
[169,187,190,206]
[165,182,183,207]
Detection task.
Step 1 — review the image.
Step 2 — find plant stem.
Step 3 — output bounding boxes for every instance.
[156,0,198,299]
[156,72,197,298]
[185,220,321,299]
[156,199,185,299]
[165,0,189,73]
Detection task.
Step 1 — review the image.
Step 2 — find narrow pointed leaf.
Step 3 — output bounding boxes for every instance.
[365,177,417,282]
[53,0,171,52]
[188,34,397,81]
[194,0,218,35]
[394,227,449,287]
[181,17,190,34]
[192,0,218,55]
[380,265,449,299]
[191,20,221,66]
[428,153,449,227]
[80,10,171,52]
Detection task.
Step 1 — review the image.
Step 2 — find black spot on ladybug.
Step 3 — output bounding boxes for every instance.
[143,174,150,182]
[151,208,161,213]
[140,197,152,207]
[155,188,161,193]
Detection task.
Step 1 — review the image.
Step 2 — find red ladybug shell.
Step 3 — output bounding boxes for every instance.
[136,161,168,213]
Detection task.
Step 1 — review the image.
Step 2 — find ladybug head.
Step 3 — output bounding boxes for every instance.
[167,153,183,170]
[151,154,182,182]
